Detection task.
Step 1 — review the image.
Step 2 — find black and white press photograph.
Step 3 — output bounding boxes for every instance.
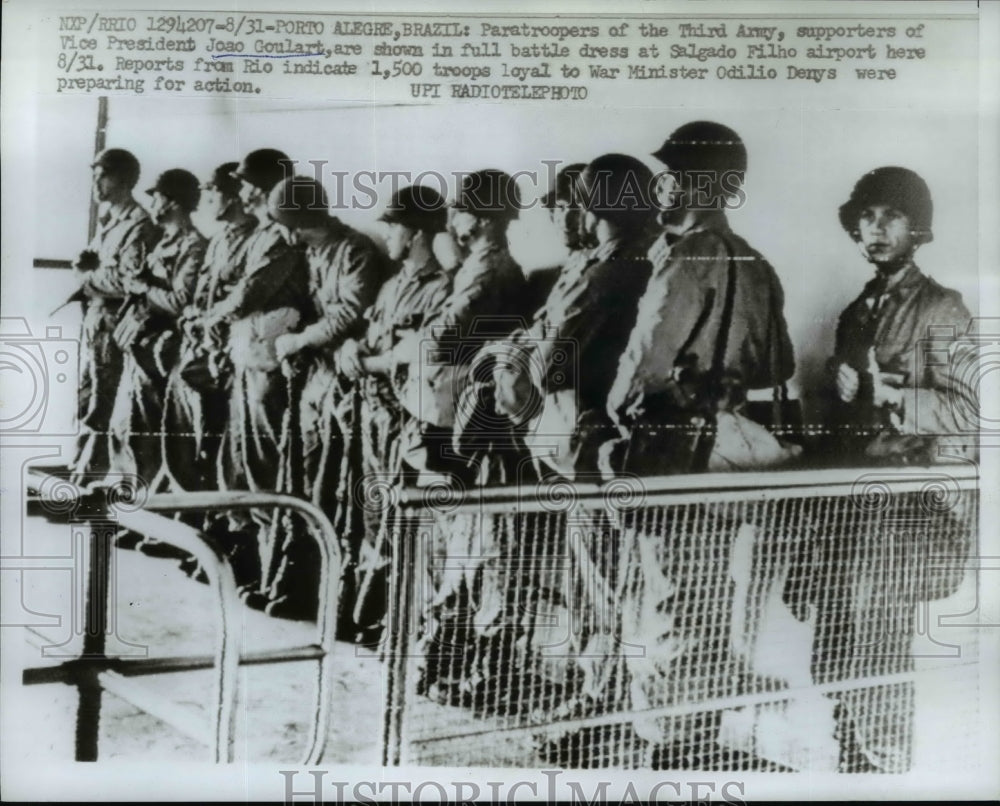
[1,0,997,801]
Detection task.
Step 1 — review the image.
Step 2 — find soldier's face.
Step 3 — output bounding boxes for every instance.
[383,222,413,261]
[581,210,600,242]
[654,170,685,220]
[200,186,225,220]
[856,204,917,267]
[92,166,119,203]
[238,179,262,214]
[449,210,480,252]
[148,191,174,225]
[550,202,583,250]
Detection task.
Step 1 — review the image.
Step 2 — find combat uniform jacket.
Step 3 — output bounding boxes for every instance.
[608,212,795,422]
[832,262,975,464]
[108,221,206,484]
[163,217,256,491]
[357,252,454,485]
[609,214,795,756]
[214,220,307,500]
[398,237,524,433]
[295,219,384,515]
[212,220,309,372]
[72,199,158,479]
[193,217,259,312]
[349,254,452,638]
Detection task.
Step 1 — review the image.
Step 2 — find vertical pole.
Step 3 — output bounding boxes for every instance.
[74,518,114,761]
[87,96,109,243]
[381,506,413,767]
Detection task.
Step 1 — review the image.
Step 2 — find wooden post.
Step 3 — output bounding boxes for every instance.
[86,96,109,243]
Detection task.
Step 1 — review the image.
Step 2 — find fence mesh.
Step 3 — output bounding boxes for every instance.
[382,469,980,772]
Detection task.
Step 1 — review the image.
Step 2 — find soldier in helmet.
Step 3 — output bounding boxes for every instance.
[520,153,655,477]
[162,163,258,497]
[449,162,598,488]
[70,148,159,485]
[391,169,525,473]
[493,153,656,755]
[599,123,796,769]
[262,175,385,620]
[785,166,975,773]
[339,184,453,645]
[107,168,207,492]
[519,161,592,317]
[606,121,796,470]
[829,166,974,465]
[201,148,309,608]
[158,163,259,579]
[388,170,526,708]
[425,159,654,719]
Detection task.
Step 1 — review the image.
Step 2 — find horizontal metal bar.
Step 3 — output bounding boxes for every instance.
[398,463,981,514]
[407,661,980,749]
[33,258,73,270]
[24,645,326,686]
[97,670,213,748]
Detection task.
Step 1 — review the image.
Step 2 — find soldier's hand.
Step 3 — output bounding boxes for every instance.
[180,312,200,335]
[123,276,148,295]
[868,347,904,409]
[74,249,99,272]
[836,362,860,403]
[274,333,301,362]
[338,338,364,379]
[597,437,628,481]
[392,329,421,367]
[493,362,534,424]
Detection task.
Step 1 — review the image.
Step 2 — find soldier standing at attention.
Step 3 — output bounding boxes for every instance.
[789,166,975,773]
[162,162,258,497]
[264,176,385,620]
[70,148,158,485]
[202,149,309,610]
[394,168,526,479]
[399,170,528,710]
[603,123,796,770]
[108,169,206,490]
[161,162,258,581]
[340,184,453,646]
[830,166,975,465]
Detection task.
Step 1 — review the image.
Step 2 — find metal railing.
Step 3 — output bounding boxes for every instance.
[383,463,981,771]
[21,468,340,764]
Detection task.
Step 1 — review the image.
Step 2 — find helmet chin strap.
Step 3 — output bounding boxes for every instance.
[871,253,913,276]
[218,196,237,221]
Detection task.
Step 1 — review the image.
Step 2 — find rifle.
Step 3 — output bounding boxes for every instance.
[49,288,87,317]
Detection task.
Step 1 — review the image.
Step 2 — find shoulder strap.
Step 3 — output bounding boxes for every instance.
[711,238,739,382]
[765,271,788,425]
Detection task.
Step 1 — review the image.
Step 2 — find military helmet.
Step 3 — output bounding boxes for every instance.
[145,168,201,213]
[91,148,141,188]
[575,153,655,228]
[541,162,587,209]
[838,166,934,243]
[378,184,448,233]
[652,121,747,180]
[231,148,292,192]
[453,169,522,221]
[202,162,241,197]
[267,176,329,230]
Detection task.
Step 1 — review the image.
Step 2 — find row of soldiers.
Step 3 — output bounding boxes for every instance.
[69,121,975,769]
